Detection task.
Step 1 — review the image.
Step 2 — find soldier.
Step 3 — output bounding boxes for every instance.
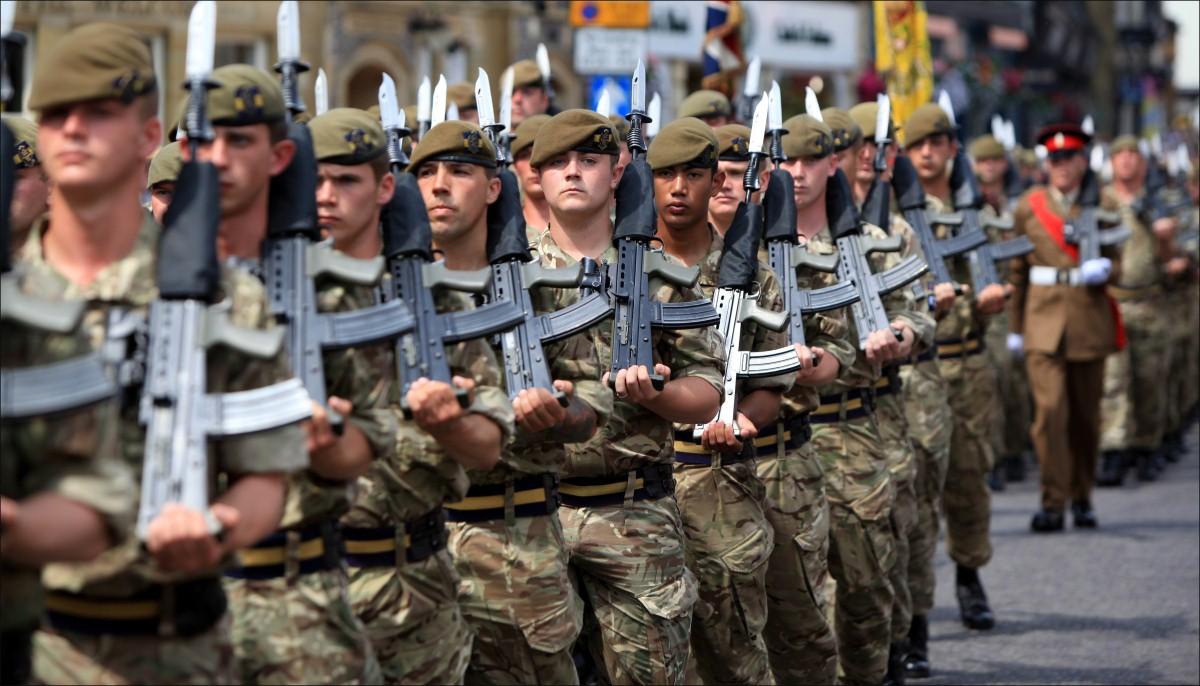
[647,118,786,685]
[531,109,725,685]
[511,113,552,238]
[22,25,307,685]
[146,141,182,224]
[310,108,396,259]
[1009,122,1123,531]
[707,124,770,235]
[903,103,1010,631]
[679,89,734,127]
[2,115,49,250]
[822,106,865,181]
[507,59,556,128]
[448,81,480,124]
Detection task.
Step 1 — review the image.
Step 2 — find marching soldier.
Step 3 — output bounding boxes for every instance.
[410,119,611,685]
[707,124,770,235]
[447,81,479,124]
[531,109,725,685]
[679,90,735,127]
[507,59,556,128]
[146,141,182,224]
[511,113,552,238]
[1009,122,1123,531]
[2,116,49,250]
[822,106,865,181]
[310,108,396,259]
[23,25,307,685]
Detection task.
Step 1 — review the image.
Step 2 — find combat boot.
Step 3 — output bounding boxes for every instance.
[1030,509,1065,532]
[1096,450,1129,487]
[955,566,995,630]
[1071,500,1098,528]
[987,462,1006,492]
[1135,448,1159,482]
[1004,452,1028,482]
[884,640,909,686]
[905,615,931,679]
[1162,430,1182,463]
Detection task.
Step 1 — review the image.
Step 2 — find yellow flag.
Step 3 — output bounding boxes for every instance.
[874,0,933,138]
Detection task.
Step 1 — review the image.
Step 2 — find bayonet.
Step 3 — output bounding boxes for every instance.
[378,73,410,169]
[804,86,822,121]
[767,81,786,168]
[536,42,554,102]
[736,55,760,124]
[431,74,447,127]
[626,59,650,155]
[936,90,956,128]
[314,68,328,116]
[273,0,309,119]
[417,76,431,139]
[861,92,892,230]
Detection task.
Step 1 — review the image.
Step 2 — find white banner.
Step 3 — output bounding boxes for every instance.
[743,2,861,71]
[573,27,649,75]
[646,0,708,61]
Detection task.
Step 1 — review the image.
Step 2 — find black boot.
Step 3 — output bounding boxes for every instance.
[987,462,1006,492]
[905,615,930,679]
[884,640,909,686]
[1136,449,1159,482]
[1096,450,1128,487]
[1162,430,1183,463]
[1004,452,1027,482]
[1071,500,1098,528]
[955,566,995,630]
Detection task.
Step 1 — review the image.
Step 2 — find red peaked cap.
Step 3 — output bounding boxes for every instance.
[1036,122,1091,152]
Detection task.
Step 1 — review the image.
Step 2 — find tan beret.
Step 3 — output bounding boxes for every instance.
[3,116,39,169]
[510,59,546,90]
[678,90,732,120]
[902,103,953,147]
[408,120,496,172]
[28,23,156,112]
[147,141,183,188]
[968,135,1005,161]
[647,117,718,171]
[608,114,630,146]
[448,81,477,111]
[848,102,897,144]
[208,64,286,127]
[821,107,863,152]
[530,109,619,168]
[1109,135,1140,156]
[511,113,550,159]
[715,124,754,161]
[781,114,833,159]
[309,108,386,165]
[1016,147,1039,167]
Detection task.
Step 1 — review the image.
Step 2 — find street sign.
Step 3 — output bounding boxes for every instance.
[574,27,647,75]
[647,0,707,61]
[588,75,632,117]
[570,1,650,28]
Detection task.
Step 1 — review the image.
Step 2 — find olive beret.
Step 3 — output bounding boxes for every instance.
[309,108,386,165]
[848,102,897,144]
[821,107,863,152]
[408,120,496,172]
[968,135,1005,161]
[28,23,156,112]
[1016,147,1039,167]
[715,124,755,161]
[511,113,550,159]
[208,64,286,127]
[647,117,718,171]
[1109,135,1140,156]
[781,114,833,160]
[608,114,630,146]
[448,81,477,112]
[3,116,39,169]
[510,59,546,90]
[902,103,954,147]
[147,141,183,188]
[678,89,732,120]
[529,109,619,168]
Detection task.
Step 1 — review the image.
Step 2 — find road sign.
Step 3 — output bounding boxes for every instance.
[573,27,647,75]
[570,1,650,28]
[588,75,632,117]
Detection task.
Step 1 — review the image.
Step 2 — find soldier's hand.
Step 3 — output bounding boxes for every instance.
[1152,216,1178,240]
[514,381,574,433]
[604,364,671,406]
[1166,256,1191,277]
[406,376,475,434]
[933,282,962,314]
[0,497,17,555]
[793,345,826,385]
[146,503,239,574]
[865,327,902,364]
[700,414,757,454]
[305,396,354,455]
[976,283,1011,315]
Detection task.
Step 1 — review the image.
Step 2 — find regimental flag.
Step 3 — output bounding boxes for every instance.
[701,0,744,92]
[874,0,933,135]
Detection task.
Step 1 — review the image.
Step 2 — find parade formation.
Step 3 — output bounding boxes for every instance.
[1,1,1198,686]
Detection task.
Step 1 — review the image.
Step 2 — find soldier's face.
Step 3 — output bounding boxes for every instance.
[316,162,395,252]
[511,86,549,126]
[457,108,480,125]
[538,151,622,219]
[974,157,1007,185]
[149,181,174,224]
[712,159,767,224]
[513,150,543,201]
[38,98,161,196]
[1110,150,1142,184]
[653,165,722,232]
[416,160,500,244]
[184,124,295,217]
[781,155,835,211]
[907,133,955,182]
[837,143,861,180]
[10,166,50,239]
[699,114,730,128]
[1046,151,1087,193]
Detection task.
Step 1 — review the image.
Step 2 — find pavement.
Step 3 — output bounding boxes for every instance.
[921,422,1200,685]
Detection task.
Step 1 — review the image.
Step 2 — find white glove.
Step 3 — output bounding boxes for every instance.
[1080,257,1112,286]
[1006,333,1025,359]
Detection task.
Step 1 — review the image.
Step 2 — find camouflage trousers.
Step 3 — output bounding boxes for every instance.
[674,460,775,686]
[755,439,838,686]
[347,550,472,685]
[446,512,582,686]
[223,566,378,684]
[810,415,896,686]
[936,351,997,570]
[1100,295,1171,451]
[559,495,697,686]
[33,615,234,685]
[874,391,916,645]
[985,313,1032,459]
[1164,285,1199,434]
[900,359,952,616]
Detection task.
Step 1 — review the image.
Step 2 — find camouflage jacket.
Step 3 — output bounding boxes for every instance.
[20,213,308,598]
[533,229,725,476]
[1102,185,1162,291]
[925,194,991,341]
[340,286,515,525]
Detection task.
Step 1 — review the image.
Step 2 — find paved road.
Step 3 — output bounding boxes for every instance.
[921,422,1200,685]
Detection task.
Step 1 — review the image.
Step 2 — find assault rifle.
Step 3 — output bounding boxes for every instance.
[860,94,892,231]
[1067,168,1130,262]
[135,0,312,540]
[892,155,985,293]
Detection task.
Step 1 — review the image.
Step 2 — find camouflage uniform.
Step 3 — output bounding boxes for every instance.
[223,279,389,685]
[668,228,792,685]
[340,288,515,685]
[758,246,857,686]
[446,270,611,686]
[537,230,725,686]
[1,303,133,685]
[20,216,308,685]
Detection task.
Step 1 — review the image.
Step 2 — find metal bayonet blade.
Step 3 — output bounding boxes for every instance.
[805,87,822,121]
[276,0,299,62]
[990,114,1004,142]
[315,68,328,116]
[185,0,216,80]
[647,93,661,137]
[596,89,611,117]
[743,55,760,97]
[631,59,646,114]
[937,90,956,128]
[431,74,447,127]
[875,93,890,143]
[1,1,13,38]
[536,43,552,84]
[1082,115,1094,136]
[378,73,401,130]
[474,68,495,128]
[1090,145,1104,174]
[499,66,514,132]
[749,93,768,153]
[417,76,431,123]
[768,81,783,131]
[446,102,459,122]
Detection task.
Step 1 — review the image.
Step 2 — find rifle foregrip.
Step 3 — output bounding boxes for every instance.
[321,299,415,349]
[308,244,385,285]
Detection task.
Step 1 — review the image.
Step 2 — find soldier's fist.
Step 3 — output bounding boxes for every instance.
[406,376,475,434]
[514,380,574,433]
[146,503,238,574]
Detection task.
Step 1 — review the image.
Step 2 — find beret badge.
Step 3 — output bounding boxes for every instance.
[13,140,37,169]
[233,85,266,120]
[462,129,484,154]
[344,128,375,156]
[593,126,614,151]
[731,136,748,156]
